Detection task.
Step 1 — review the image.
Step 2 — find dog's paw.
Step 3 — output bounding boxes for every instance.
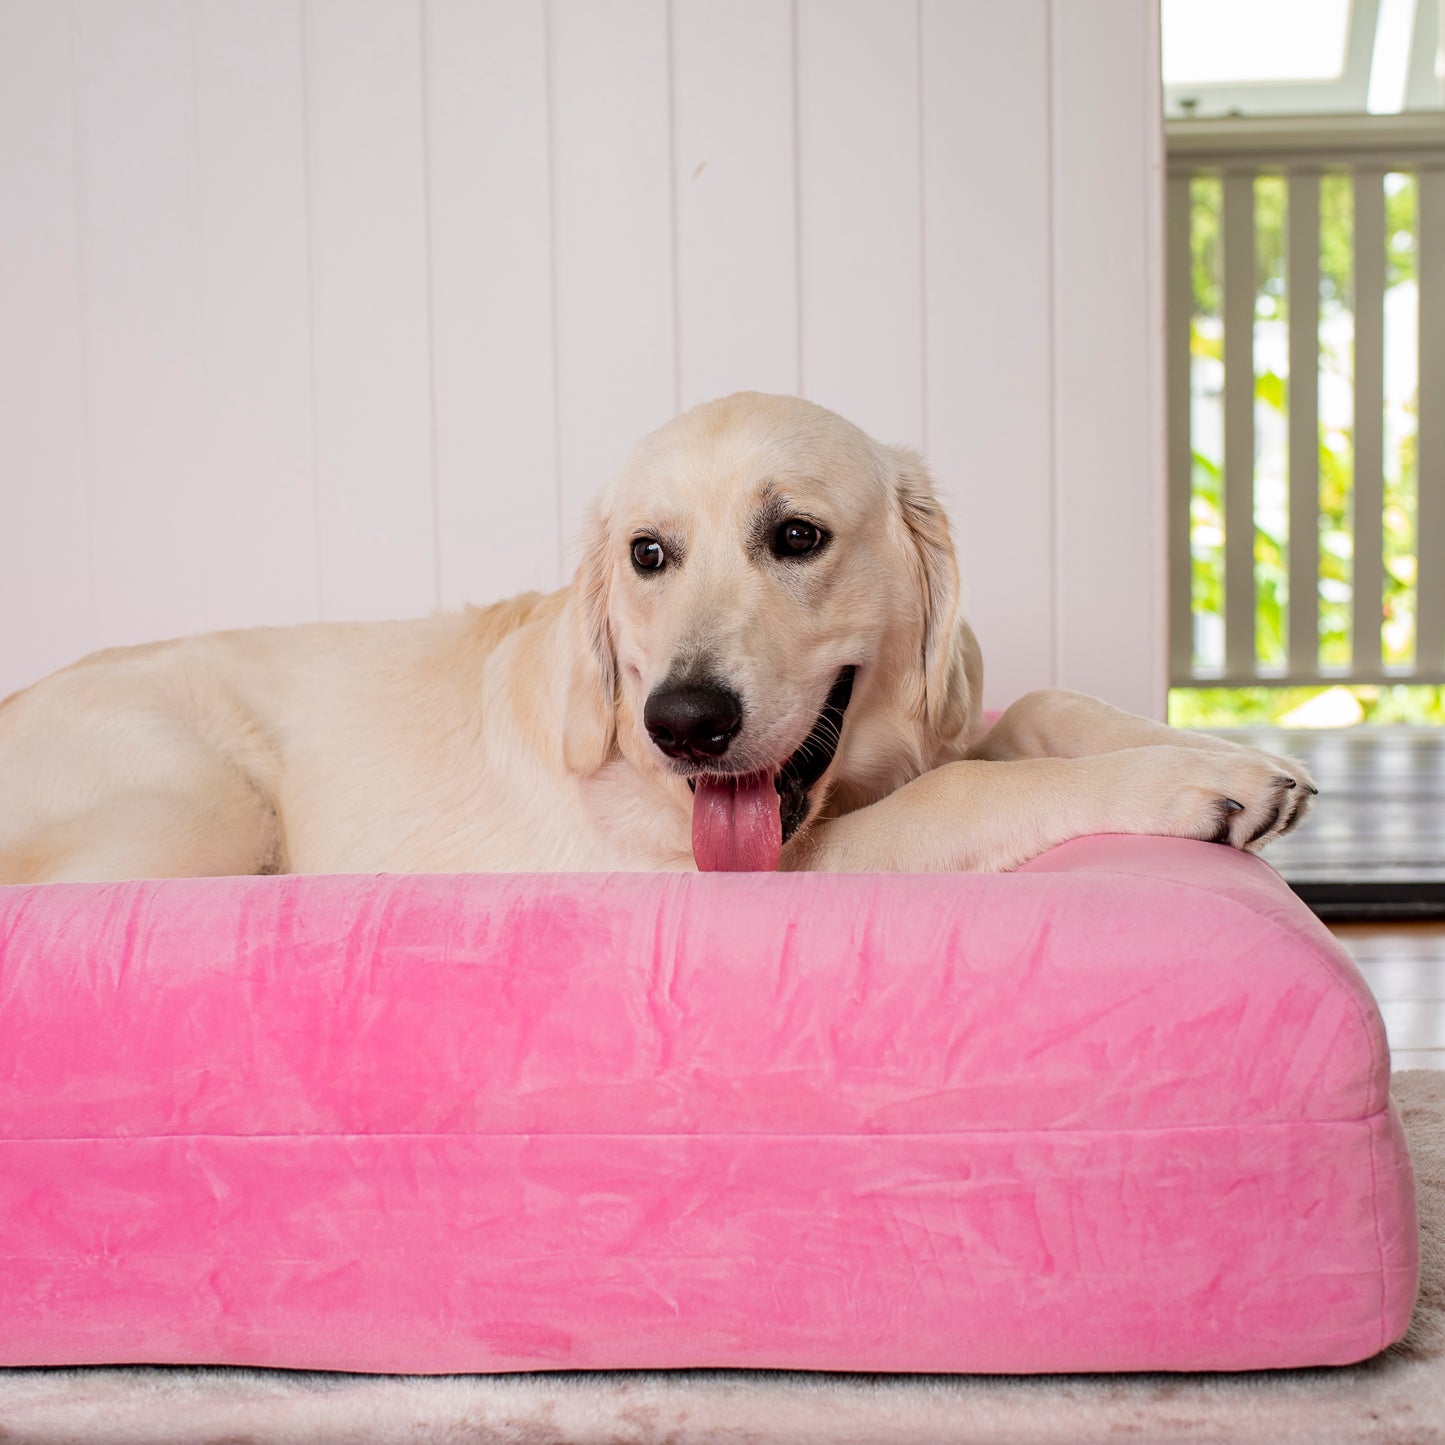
[1211,744,1317,850]
[1132,745,1317,852]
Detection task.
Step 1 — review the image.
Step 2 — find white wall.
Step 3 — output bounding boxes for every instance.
[0,0,1167,716]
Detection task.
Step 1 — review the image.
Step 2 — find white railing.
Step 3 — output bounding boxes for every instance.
[1167,114,1445,687]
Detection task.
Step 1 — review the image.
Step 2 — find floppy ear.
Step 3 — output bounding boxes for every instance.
[561,513,618,776]
[889,445,977,746]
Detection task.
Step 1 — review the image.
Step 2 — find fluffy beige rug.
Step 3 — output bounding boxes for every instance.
[3,1070,1442,1445]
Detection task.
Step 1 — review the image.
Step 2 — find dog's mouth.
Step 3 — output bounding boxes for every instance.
[688,666,856,872]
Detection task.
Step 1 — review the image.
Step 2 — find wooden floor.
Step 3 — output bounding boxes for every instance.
[1332,920,1445,1068]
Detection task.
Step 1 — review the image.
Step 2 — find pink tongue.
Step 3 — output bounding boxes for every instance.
[691,775,783,872]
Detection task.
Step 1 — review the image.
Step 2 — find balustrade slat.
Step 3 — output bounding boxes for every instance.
[1353,169,1387,678]
[1167,175,1194,681]
[1419,165,1445,679]
[1222,173,1257,679]
[1287,171,1321,679]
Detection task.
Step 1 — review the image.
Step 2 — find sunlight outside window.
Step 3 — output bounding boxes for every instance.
[1368,0,1419,111]
[1162,0,1352,86]
[1162,0,1444,117]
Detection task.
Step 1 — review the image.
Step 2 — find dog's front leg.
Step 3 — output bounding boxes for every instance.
[964,688,1315,838]
[788,745,1313,873]
[967,688,1303,767]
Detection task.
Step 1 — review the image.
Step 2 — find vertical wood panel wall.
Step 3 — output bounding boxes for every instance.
[0,0,1166,717]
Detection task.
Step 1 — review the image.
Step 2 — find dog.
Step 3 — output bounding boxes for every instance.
[0,392,1313,884]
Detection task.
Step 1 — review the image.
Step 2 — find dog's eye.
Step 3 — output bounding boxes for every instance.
[772,519,826,558]
[631,537,667,572]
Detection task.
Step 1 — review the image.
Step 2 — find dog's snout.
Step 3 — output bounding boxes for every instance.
[643,683,743,762]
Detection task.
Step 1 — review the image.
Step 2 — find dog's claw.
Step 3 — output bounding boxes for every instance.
[1221,798,1244,813]
[1247,804,1282,845]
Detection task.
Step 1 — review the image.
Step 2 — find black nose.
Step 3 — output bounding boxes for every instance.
[644,682,743,761]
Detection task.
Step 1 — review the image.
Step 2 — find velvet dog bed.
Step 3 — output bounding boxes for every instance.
[0,835,1418,1374]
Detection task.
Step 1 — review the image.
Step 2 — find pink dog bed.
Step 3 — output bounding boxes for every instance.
[0,836,1418,1374]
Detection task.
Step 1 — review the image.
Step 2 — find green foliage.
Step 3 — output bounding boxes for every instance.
[1170,685,1445,728]
[1320,173,1353,309]
[1190,177,1221,319]
[1190,171,1418,318]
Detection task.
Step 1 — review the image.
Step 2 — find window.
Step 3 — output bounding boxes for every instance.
[1163,0,1444,118]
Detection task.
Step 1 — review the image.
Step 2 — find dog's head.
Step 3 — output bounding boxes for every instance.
[563,392,979,869]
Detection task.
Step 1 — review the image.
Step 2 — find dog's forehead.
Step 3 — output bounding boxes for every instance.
[615,398,889,522]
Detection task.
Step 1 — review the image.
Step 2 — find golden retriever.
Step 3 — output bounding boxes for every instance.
[0,392,1314,883]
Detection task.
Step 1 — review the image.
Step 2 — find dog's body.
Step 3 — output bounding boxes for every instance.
[0,393,1314,885]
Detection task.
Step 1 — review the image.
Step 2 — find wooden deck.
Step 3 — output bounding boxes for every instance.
[1215,725,1445,919]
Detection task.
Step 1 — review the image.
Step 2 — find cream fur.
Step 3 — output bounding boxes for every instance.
[0,392,1314,884]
